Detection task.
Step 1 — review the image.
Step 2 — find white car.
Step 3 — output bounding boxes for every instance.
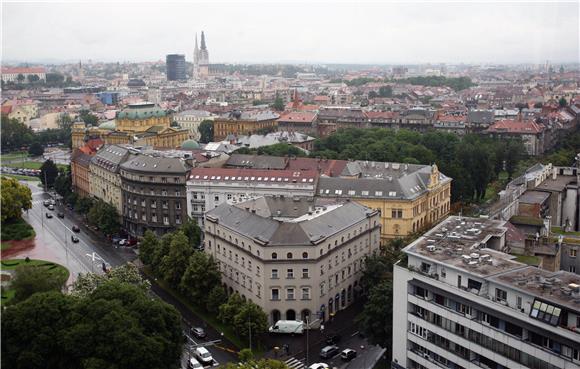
[194,347,213,365]
[308,364,330,369]
[187,358,203,369]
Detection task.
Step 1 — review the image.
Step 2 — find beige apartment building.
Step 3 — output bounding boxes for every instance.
[204,196,381,324]
[89,145,130,215]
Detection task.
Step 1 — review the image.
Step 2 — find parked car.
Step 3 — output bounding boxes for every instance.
[45,212,53,219]
[340,348,357,361]
[191,327,207,339]
[112,236,123,244]
[57,212,64,218]
[319,345,339,359]
[43,200,50,207]
[193,347,213,365]
[47,204,55,211]
[72,225,80,233]
[308,364,329,369]
[118,239,128,246]
[126,238,138,246]
[325,334,341,345]
[187,358,203,369]
[71,235,79,243]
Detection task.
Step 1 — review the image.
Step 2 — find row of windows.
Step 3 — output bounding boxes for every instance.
[126,210,181,225]
[126,198,181,209]
[124,186,181,197]
[271,287,310,301]
[120,172,182,184]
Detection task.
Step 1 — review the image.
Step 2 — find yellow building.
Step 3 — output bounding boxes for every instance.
[89,144,130,215]
[318,162,452,243]
[71,102,189,149]
[213,110,279,141]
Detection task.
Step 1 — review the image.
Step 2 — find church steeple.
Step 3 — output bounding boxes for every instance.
[194,33,199,64]
[200,31,207,50]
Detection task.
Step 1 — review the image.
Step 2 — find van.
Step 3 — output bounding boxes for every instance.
[268,320,304,334]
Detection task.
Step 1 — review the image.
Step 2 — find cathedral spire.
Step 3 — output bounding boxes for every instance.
[200,31,207,50]
[194,33,199,64]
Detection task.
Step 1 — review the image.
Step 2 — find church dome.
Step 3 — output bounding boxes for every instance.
[181,139,200,150]
[98,120,116,130]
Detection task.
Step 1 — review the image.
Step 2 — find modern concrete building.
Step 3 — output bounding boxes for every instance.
[392,215,580,369]
[166,54,187,81]
[204,196,381,324]
[120,153,192,236]
[89,145,130,215]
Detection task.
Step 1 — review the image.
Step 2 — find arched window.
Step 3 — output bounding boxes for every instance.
[302,252,308,259]
[272,252,277,259]
[287,252,293,259]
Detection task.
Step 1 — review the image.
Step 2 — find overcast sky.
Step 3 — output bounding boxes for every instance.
[2,1,579,64]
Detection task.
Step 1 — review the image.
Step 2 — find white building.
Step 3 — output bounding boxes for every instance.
[186,167,318,225]
[1,67,46,83]
[392,215,580,369]
[204,196,381,324]
[174,110,214,140]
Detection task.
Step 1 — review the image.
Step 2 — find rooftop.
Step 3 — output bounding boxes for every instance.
[535,175,577,192]
[120,154,192,174]
[519,190,551,204]
[404,216,525,278]
[188,167,318,184]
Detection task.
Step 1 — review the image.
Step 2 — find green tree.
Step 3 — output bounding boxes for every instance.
[368,90,378,99]
[356,279,393,350]
[1,177,32,222]
[223,359,288,369]
[87,199,120,236]
[206,285,228,313]
[0,116,34,150]
[199,120,214,143]
[257,143,307,157]
[27,141,44,156]
[27,74,40,83]
[233,302,269,345]
[10,265,67,304]
[16,73,25,83]
[160,231,192,286]
[75,196,94,215]
[179,218,202,249]
[71,263,150,297]
[57,113,74,134]
[559,97,568,107]
[39,159,59,188]
[139,230,160,266]
[79,110,99,126]
[238,348,254,362]
[272,93,285,111]
[179,252,221,305]
[54,166,72,198]
[378,86,393,97]
[218,293,244,324]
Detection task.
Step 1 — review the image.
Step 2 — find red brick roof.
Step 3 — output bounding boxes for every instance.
[1,67,46,74]
[366,111,399,119]
[278,112,317,123]
[189,167,319,183]
[1,106,12,115]
[286,157,347,177]
[487,119,544,134]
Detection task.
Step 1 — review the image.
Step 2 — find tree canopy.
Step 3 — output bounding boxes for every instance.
[1,177,32,222]
[0,117,34,151]
[87,199,120,236]
[27,141,45,157]
[10,265,67,304]
[199,120,214,143]
[40,159,59,188]
[399,76,474,91]
[2,280,183,369]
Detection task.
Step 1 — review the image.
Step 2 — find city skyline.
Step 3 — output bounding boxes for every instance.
[2,1,579,65]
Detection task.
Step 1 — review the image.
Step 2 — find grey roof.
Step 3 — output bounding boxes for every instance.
[235,131,315,149]
[206,197,376,246]
[176,109,212,117]
[468,110,495,124]
[120,154,192,174]
[320,163,450,200]
[71,150,92,168]
[226,154,287,170]
[91,144,130,173]
[220,110,279,121]
[519,190,550,204]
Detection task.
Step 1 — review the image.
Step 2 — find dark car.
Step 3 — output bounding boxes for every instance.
[340,348,357,361]
[319,345,339,359]
[71,235,79,243]
[190,327,207,339]
[57,212,64,218]
[72,225,80,233]
[325,334,341,345]
[45,212,53,219]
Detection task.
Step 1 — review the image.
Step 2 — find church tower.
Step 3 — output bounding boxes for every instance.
[193,33,199,78]
[198,31,210,78]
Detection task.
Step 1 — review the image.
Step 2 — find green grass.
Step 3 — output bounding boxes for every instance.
[552,227,580,237]
[5,161,43,170]
[142,267,245,350]
[0,259,70,306]
[0,174,40,181]
[514,254,540,266]
[0,151,29,161]
[1,217,36,244]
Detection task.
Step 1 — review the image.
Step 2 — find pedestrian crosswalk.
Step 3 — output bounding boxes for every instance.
[284,357,306,369]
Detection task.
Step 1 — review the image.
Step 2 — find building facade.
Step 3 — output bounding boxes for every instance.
[213,111,279,141]
[186,167,318,225]
[71,150,94,198]
[392,216,580,369]
[174,109,214,140]
[88,145,130,215]
[120,154,192,236]
[204,196,382,324]
[318,161,452,242]
[166,54,187,81]
[1,67,46,83]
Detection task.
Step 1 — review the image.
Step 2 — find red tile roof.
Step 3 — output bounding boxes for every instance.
[278,112,317,123]
[1,106,12,115]
[366,111,399,119]
[286,157,347,177]
[1,67,46,74]
[487,119,544,134]
[189,167,319,183]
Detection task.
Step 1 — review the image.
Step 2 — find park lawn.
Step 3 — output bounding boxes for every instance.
[5,161,67,171]
[552,226,580,237]
[0,259,69,306]
[1,218,36,252]
[0,151,29,161]
[0,174,40,181]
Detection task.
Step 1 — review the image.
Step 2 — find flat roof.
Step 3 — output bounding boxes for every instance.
[490,267,580,313]
[404,216,527,278]
[519,190,550,204]
[535,175,576,192]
